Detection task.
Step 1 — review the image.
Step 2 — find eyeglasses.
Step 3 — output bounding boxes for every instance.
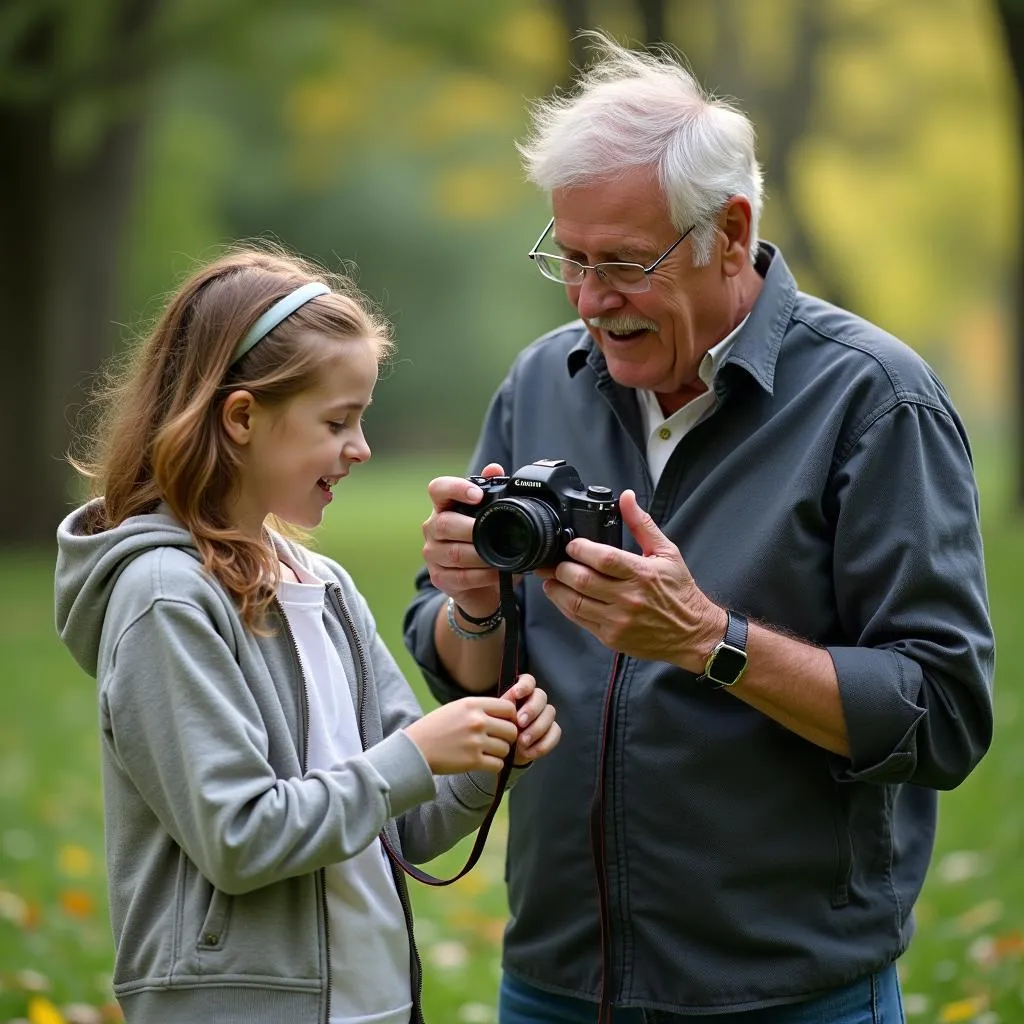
[527,218,695,294]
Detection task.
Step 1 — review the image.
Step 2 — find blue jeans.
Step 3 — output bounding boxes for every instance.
[499,967,906,1024]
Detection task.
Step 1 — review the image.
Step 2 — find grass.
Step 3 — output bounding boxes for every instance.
[1,448,1022,1023]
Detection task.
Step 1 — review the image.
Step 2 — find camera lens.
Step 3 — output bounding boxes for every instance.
[473,497,562,572]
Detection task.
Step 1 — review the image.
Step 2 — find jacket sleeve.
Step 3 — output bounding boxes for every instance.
[402,371,517,707]
[102,596,435,895]
[825,399,994,789]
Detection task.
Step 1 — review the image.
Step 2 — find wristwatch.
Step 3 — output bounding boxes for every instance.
[699,610,748,686]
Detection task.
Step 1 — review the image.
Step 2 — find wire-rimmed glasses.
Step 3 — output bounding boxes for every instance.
[527,218,695,293]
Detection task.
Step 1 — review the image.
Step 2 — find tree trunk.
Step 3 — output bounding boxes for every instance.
[636,0,667,46]
[0,15,154,546]
[992,0,1024,506]
[554,0,591,75]
[698,0,853,310]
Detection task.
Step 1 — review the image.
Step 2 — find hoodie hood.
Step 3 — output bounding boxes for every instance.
[55,499,200,677]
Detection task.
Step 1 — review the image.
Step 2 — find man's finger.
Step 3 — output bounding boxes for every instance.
[620,490,676,558]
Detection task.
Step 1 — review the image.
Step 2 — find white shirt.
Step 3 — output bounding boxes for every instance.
[277,566,412,1024]
[637,317,748,487]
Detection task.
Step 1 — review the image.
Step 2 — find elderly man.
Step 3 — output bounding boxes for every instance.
[403,34,993,1024]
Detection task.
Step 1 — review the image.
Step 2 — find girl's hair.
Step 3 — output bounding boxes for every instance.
[74,243,393,629]
[516,31,763,267]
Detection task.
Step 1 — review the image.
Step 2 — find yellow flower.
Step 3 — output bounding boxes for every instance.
[28,995,66,1024]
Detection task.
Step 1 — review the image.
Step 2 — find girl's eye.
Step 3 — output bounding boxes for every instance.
[328,420,347,434]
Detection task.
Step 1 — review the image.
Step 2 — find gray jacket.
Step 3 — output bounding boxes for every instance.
[404,244,995,1013]
[55,501,513,1024]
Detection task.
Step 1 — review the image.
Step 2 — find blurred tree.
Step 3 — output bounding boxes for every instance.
[0,0,279,545]
[992,0,1024,503]
[0,0,161,545]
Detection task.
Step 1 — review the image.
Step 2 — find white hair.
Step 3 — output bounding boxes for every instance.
[517,32,763,266]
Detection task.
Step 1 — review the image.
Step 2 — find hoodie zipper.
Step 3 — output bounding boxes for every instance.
[327,583,425,1024]
[274,598,333,1024]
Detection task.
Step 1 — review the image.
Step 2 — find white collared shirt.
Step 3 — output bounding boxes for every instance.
[637,317,747,487]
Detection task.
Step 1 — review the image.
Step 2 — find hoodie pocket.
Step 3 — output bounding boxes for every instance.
[196,887,232,951]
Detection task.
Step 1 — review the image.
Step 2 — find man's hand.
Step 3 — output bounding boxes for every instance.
[539,489,726,670]
[421,463,506,619]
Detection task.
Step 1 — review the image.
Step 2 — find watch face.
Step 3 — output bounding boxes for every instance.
[709,644,747,685]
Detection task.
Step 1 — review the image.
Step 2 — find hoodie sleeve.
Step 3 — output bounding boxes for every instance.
[102,594,435,895]
[344,580,526,865]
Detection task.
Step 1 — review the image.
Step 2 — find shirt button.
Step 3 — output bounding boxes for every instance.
[204,933,219,945]
[658,427,672,441]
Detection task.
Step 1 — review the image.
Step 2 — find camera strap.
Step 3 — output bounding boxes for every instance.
[381,570,520,886]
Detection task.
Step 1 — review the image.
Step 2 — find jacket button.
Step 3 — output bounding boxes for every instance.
[204,933,218,944]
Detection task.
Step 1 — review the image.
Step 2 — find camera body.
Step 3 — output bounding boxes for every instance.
[452,459,622,573]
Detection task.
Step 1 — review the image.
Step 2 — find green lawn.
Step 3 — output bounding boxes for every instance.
[1,450,1022,1023]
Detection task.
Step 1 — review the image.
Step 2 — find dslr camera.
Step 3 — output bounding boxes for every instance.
[452,459,622,573]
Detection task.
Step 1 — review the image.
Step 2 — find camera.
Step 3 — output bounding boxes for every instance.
[452,459,622,573]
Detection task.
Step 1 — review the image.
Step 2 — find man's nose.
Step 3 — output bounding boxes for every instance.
[571,270,626,321]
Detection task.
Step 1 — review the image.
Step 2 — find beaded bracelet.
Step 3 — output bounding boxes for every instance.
[446,596,503,640]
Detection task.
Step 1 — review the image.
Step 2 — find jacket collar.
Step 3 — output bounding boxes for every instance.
[566,241,796,398]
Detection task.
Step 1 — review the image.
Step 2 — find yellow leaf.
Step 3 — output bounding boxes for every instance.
[939,995,988,1023]
[28,996,67,1024]
[57,843,94,878]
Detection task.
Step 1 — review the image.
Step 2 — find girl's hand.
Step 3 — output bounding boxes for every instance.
[405,697,519,775]
[503,673,561,766]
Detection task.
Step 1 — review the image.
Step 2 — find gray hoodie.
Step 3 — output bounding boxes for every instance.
[56,500,511,1024]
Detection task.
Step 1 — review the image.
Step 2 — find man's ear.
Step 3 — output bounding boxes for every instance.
[719,196,753,277]
[222,390,257,446]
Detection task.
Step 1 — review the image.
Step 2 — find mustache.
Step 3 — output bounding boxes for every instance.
[586,315,659,334]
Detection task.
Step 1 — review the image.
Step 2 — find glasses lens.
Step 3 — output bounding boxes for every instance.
[599,263,649,293]
[534,254,584,285]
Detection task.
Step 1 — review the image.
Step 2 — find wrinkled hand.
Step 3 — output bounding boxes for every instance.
[404,697,520,775]
[502,673,561,766]
[422,463,506,619]
[539,490,725,671]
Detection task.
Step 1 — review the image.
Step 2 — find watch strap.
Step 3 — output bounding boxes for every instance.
[723,609,748,652]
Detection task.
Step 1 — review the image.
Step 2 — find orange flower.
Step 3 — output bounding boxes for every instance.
[59,888,95,918]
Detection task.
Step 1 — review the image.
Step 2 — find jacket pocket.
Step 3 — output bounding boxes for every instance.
[196,887,232,951]
[829,777,853,908]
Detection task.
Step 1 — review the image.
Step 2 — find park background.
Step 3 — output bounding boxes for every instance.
[2,0,1023,1021]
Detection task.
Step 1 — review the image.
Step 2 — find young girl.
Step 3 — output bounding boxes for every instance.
[54,247,559,1024]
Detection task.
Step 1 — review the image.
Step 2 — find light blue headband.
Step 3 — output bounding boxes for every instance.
[230,282,330,365]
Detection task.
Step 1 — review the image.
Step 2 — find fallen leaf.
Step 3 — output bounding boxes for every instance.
[62,1005,102,1024]
[0,888,29,926]
[935,851,991,884]
[992,930,1024,958]
[27,996,66,1024]
[59,889,95,919]
[939,995,989,1023]
[955,899,1003,934]
[57,844,94,879]
[14,970,50,992]
[428,939,469,969]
